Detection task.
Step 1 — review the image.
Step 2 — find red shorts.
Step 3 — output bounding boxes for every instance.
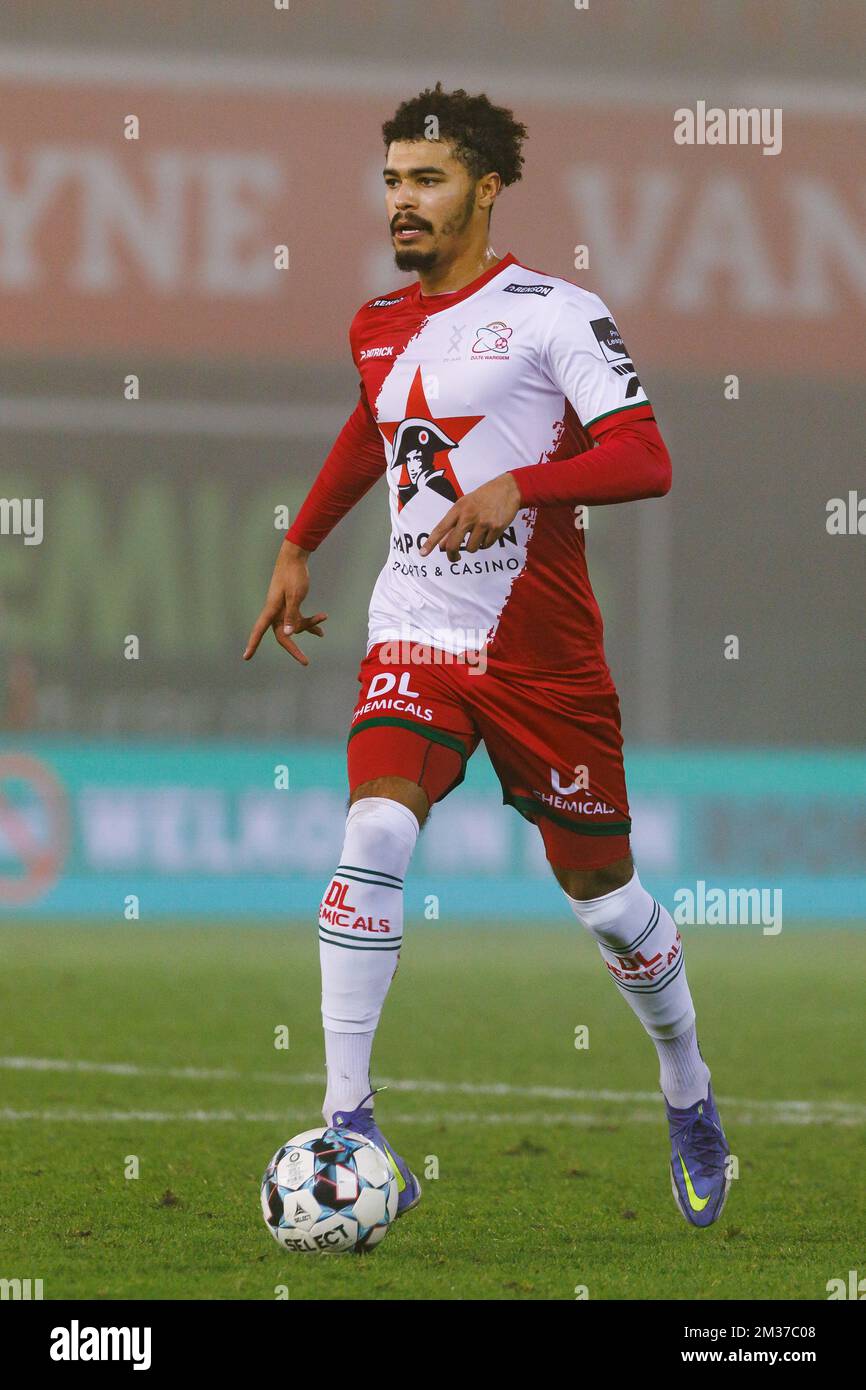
[347,643,631,870]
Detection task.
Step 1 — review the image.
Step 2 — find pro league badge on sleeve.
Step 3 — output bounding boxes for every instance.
[590,316,630,362]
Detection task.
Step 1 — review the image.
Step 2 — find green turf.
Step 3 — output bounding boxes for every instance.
[0,921,863,1300]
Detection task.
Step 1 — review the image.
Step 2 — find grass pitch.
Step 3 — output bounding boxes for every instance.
[0,920,863,1300]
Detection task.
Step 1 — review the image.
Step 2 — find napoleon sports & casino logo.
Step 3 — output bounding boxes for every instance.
[319,878,392,935]
[378,367,483,512]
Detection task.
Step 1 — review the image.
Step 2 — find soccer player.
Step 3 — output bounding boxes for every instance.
[245,84,730,1227]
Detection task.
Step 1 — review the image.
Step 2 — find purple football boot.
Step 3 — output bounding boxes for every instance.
[666,1081,731,1227]
[331,1087,422,1218]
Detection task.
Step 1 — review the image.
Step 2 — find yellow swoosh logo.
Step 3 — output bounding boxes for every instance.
[677,1150,710,1211]
[383,1147,406,1193]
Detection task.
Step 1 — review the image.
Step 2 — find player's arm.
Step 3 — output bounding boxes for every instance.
[509,413,671,507]
[243,381,387,665]
[511,291,670,505]
[420,294,670,562]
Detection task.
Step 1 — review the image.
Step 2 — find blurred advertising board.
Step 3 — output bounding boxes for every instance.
[1,741,863,921]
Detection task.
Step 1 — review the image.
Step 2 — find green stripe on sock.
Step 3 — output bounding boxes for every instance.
[338,863,403,884]
[318,932,403,952]
[333,871,403,891]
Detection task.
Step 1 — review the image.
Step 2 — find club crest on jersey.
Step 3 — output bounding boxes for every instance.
[389,418,460,509]
[472,321,512,357]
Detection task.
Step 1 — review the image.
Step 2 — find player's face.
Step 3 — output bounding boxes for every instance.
[385,140,478,272]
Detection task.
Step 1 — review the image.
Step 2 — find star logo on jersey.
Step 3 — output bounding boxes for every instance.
[378,367,483,511]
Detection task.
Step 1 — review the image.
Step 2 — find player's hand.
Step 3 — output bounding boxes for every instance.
[243,539,328,667]
[419,473,523,563]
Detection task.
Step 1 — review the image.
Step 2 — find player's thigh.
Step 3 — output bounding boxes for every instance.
[475,680,633,871]
[347,643,478,821]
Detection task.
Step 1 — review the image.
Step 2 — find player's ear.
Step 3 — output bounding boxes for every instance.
[477,171,501,210]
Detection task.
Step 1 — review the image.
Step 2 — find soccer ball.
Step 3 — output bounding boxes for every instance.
[261,1126,399,1254]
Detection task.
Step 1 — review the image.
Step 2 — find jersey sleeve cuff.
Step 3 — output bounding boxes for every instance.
[586,401,655,439]
[509,464,549,508]
[284,526,317,552]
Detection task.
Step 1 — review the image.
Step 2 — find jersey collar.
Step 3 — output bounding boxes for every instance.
[415,251,518,313]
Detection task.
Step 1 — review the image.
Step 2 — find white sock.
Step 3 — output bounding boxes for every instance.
[319,797,419,1125]
[322,1029,375,1126]
[654,1021,710,1110]
[565,870,710,1103]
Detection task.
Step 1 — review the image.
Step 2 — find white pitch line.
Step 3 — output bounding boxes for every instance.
[0,1106,863,1128]
[2,1057,864,1123]
[0,1107,657,1126]
[0,1056,245,1081]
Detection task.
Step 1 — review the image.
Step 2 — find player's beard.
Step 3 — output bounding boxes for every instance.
[393,240,438,273]
[392,188,476,273]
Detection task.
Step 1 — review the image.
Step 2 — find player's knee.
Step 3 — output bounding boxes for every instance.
[318,798,419,942]
[554,853,635,914]
[340,795,421,866]
[318,799,421,925]
[350,776,429,827]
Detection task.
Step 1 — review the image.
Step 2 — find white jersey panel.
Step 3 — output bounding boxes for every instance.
[363,262,648,657]
[541,289,649,431]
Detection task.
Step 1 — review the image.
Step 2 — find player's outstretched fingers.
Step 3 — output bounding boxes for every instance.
[243,602,280,659]
[274,617,309,664]
[445,526,469,563]
[301,612,329,638]
[419,504,460,557]
[275,609,329,664]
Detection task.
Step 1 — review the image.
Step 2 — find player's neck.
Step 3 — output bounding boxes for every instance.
[416,243,503,297]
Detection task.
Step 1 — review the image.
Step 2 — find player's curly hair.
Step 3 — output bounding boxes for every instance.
[382,82,527,188]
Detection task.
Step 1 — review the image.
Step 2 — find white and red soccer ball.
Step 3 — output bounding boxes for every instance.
[261,1126,399,1254]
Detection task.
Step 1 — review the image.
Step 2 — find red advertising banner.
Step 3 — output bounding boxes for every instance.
[1,54,863,377]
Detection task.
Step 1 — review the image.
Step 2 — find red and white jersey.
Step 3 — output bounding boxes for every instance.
[354,252,654,683]
[290,250,665,687]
